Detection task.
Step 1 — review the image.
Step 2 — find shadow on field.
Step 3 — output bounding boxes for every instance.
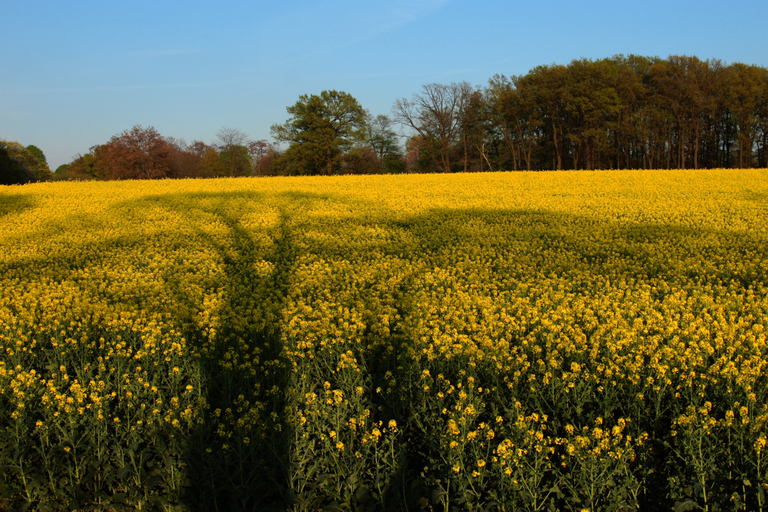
[370,207,767,511]
[743,188,768,205]
[1,188,767,511]
[131,191,316,511]
[0,193,35,218]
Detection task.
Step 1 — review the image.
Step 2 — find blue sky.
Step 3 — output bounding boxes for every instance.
[2,0,767,170]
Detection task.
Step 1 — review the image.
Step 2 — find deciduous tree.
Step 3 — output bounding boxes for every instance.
[393,82,472,172]
[272,90,367,175]
[91,125,176,179]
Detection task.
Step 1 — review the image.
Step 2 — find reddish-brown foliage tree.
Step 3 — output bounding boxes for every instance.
[92,126,177,179]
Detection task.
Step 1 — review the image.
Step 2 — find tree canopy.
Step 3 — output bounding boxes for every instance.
[0,141,51,185]
[392,56,768,171]
[57,126,272,180]
[271,90,368,175]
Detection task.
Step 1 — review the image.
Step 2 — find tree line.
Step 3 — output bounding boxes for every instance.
[54,126,277,181]
[402,55,768,171]
[49,90,405,181]
[3,55,767,184]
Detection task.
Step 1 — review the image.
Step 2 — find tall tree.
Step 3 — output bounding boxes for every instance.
[272,90,367,175]
[459,90,490,171]
[758,73,768,167]
[516,65,572,169]
[217,145,252,177]
[394,82,472,172]
[722,64,768,167]
[365,114,399,160]
[213,128,254,177]
[649,56,715,168]
[90,125,177,179]
[562,58,622,169]
[365,114,405,172]
[486,74,540,170]
[216,127,249,148]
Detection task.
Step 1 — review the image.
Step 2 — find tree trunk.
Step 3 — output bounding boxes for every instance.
[463,135,468,172]
[694,126,700,169]
[478,143,494,172]
[441,152,451,173]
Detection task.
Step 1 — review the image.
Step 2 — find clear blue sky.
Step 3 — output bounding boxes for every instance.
[2,0,767,170]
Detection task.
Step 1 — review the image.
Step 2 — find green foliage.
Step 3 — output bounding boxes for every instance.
[398,55,768,171]
[271,134,339,176]
[0,141,51,184]
[340,146,382,174]
[217,145,253,177]
[58,153,101,180]
[53,163,71,178]
[272,90,368,175]
[25,145,47,166]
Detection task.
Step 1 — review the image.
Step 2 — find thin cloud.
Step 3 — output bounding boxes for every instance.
[277,1,451,64]
[382,0,451,32]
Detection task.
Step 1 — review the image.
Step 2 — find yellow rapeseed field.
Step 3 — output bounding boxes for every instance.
[1,169,767,510]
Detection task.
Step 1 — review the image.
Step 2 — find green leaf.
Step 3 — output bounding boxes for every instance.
[672,500,700,512]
